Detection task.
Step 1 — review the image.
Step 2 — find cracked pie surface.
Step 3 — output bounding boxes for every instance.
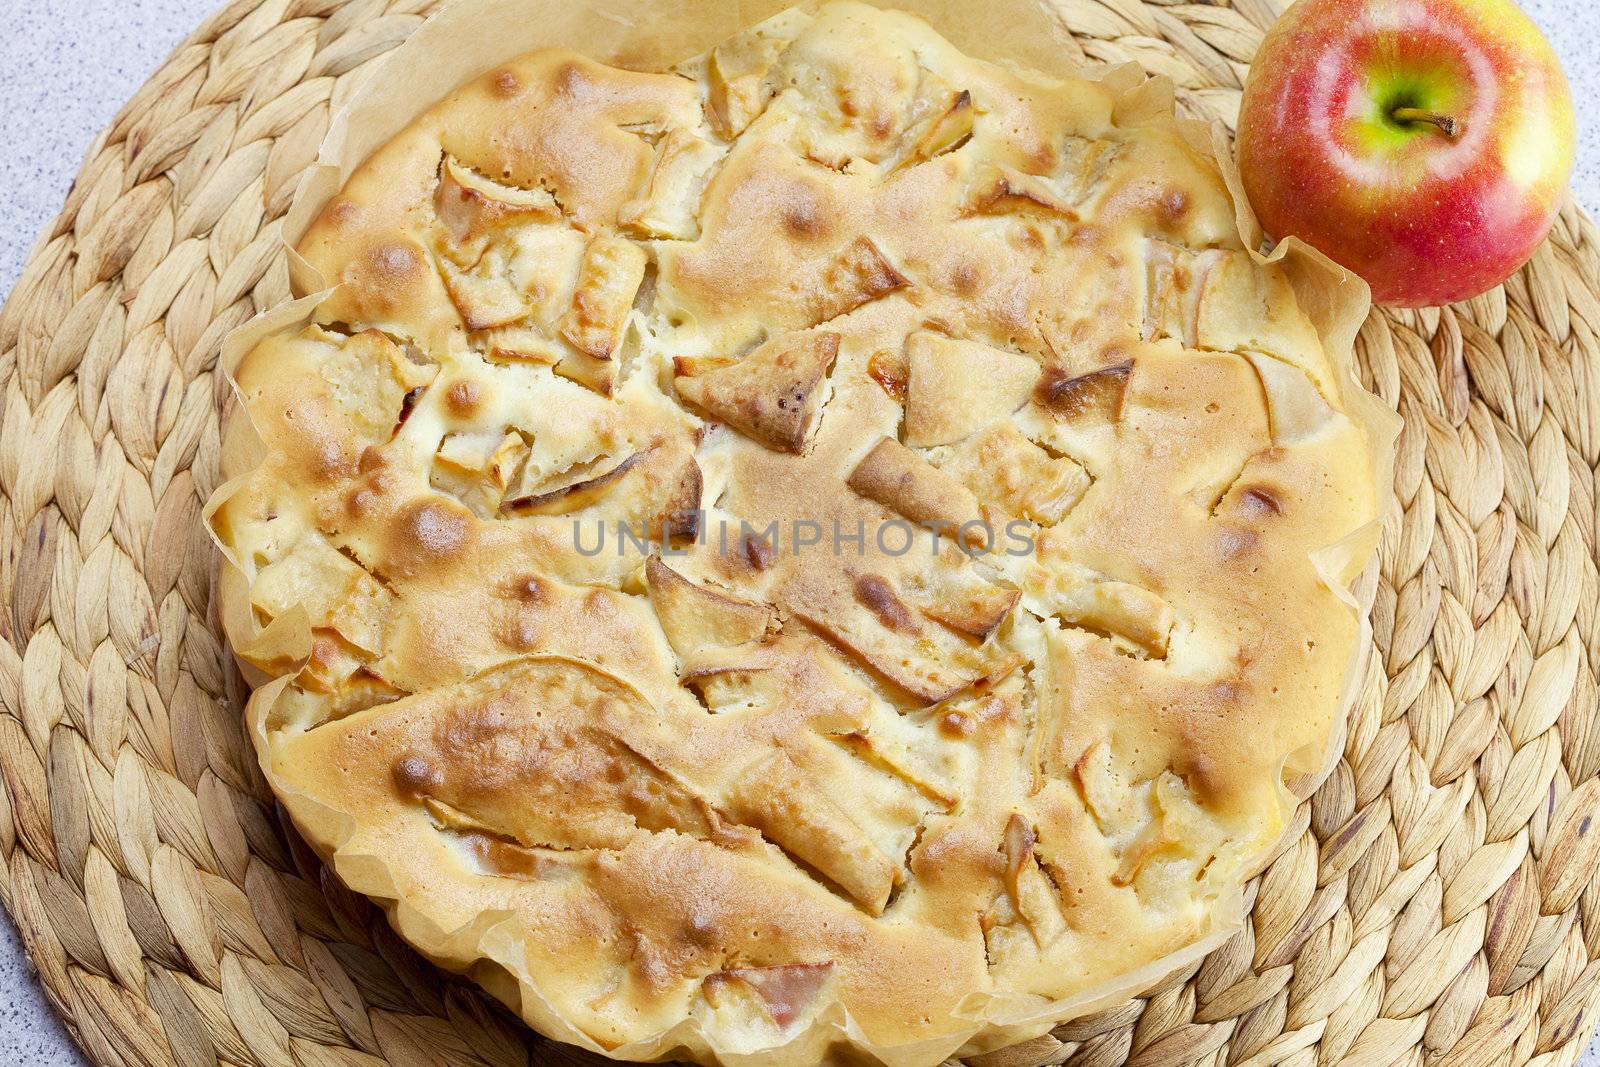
[210,3,1385,1063]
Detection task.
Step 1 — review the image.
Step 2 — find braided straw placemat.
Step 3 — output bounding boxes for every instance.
[1,1,1597,1066]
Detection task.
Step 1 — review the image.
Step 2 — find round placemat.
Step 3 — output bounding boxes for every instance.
[1,1,1597,1066]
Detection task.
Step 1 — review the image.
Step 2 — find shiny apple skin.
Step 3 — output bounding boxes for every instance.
[1236,0,1575,307]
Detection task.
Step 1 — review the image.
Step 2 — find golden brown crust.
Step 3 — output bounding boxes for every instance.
[212,4,1382,1064]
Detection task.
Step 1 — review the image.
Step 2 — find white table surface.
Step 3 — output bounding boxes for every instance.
[0,0,1596,1063]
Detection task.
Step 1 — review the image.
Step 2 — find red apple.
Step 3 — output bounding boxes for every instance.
[1235,0,1574,307]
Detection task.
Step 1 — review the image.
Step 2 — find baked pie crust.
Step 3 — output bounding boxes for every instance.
[210,3,1391,1063]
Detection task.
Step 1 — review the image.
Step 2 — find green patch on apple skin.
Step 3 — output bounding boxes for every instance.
[1347,66,1473,156]
[1377,83,1431,131]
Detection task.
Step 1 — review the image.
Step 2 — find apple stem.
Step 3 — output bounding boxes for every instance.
[1391,106,1464,139]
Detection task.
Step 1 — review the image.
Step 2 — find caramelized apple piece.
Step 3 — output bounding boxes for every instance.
[451,828,562,881]
[298,628,372,694]
[1055,135,1123,204]
[477,325,562,365]
[726,749,897,913]
[701,13,810,139]
[1050,579,1174,659]
[620,130,725,240]
[653,456,704,543]
[1034,360,1132,422]
[433,154,561,265]
[1001,814,1067,945]
[1144,238,1223,348]
[902,565,1020,640]
[439,219,587,335]
[645,556,774,658]
[675,332,840,452]
[681,634,871,723]
[314,328,437,446]
[369,662,728,853]
[251,532,392,656]
[440,267,522,331]
[818,236,907,321]
[964,164,1075,217]
[891,90,974,172]
[503,449,647,516]
[940,424,1089,525]
[847,437,986,549]
[1245,352,1337,444]
[431,430,531,517]
[783,236,908,328]
[903,332,1038,447]
[782,569,1000,705]
[559,235,648,360]
[831,732,957,808]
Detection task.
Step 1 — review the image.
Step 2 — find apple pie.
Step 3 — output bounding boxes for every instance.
[211,3,1385,1063]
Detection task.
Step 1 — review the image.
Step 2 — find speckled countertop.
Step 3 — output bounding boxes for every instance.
[0,1,1596,1064]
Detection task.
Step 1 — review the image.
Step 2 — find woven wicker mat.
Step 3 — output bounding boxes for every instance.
[0,0,1597,1065]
